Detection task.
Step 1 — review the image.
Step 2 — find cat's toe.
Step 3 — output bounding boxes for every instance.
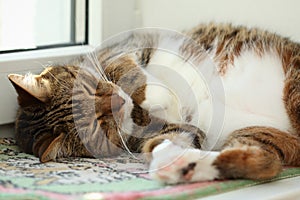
[181,162,197,181]
[150,157,193,184]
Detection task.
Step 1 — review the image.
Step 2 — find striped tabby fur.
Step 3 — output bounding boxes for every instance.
[8,23,300,183]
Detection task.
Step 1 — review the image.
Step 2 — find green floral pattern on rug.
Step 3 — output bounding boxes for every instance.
[1,137,300,200]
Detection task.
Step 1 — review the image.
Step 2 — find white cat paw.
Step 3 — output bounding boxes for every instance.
[149,140,220,184]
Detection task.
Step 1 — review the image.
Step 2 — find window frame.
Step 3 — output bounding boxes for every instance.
[0,0,89,54]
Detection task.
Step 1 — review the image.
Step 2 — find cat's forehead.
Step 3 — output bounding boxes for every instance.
[39,66,79,81]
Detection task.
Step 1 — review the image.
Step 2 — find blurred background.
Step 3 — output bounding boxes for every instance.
[103,0,300,41]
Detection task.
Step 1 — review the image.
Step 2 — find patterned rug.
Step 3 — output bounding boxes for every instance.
[1,137,300,200]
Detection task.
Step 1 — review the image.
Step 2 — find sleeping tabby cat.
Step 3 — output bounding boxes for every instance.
[8,23,300,184]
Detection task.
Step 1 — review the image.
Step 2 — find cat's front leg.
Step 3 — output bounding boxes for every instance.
[149,126,300,184]
[141,123,206,161]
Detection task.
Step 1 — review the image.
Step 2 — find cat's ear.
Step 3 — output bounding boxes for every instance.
[8,74,51,106]
[32,133,64,163]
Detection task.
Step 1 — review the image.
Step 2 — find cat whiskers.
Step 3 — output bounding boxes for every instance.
[86,50,109,82]
[117,129,138,159]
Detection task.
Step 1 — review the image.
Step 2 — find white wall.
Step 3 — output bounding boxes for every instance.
[139,0,300,41]
[102,0,138,40]
[102,0,300,42]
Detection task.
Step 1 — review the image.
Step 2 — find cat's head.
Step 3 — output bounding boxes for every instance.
[8,66,133,162]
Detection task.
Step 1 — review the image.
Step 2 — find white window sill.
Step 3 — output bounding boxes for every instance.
[0,45,93,72]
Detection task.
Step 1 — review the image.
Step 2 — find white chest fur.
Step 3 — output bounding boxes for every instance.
[213,50,292,149]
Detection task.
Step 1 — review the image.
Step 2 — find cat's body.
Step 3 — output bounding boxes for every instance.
[9,23,300,184]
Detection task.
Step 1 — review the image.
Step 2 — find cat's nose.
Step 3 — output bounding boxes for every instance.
[111,93,125,112]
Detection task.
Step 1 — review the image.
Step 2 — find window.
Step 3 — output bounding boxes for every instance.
[0,0,88,53]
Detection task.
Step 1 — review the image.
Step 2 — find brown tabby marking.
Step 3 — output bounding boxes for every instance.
[213,126,300,179]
